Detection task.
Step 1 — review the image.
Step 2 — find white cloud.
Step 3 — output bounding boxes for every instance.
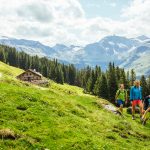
[0,0,149,46]
[121,0,150,37]
[17,3,53,22]
[122,0,150,19]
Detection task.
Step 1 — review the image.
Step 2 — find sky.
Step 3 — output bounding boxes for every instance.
[80,0,131,20]
[0,0,150,46]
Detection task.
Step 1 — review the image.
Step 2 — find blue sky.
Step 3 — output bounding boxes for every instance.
[80,0,131,20]
[0,0,149,46]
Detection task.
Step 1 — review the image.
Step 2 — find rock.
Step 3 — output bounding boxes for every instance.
[104,104,117,112]
[102,104,122,115]
[0,129,16,140]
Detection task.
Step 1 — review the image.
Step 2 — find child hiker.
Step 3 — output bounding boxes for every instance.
[115,84,127,114]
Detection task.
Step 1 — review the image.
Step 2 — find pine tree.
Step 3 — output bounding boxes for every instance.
[55,66,64,84]
[120,69,129,89]
[130,69,136,86]
[140,75,148,98]
[126,70,130,88]
[99,74,108,99]
[85,70,95,93]
[75,70,82,87]
[147,76,150,94]
[116,66,121,82]
[0,48,6,62]
[68,64,76,85]
[95,65,101,79]
[62,64,69,83]
[86,76,93,93]
[93,75,101,96]
[85,66,92,83]
[107,62,118,101]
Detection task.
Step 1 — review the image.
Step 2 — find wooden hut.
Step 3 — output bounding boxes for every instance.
[17,69,42,82]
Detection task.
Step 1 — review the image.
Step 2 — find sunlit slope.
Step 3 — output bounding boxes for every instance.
[0,61,150,150]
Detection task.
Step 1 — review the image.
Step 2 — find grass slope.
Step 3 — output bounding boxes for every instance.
[0,61,150,150]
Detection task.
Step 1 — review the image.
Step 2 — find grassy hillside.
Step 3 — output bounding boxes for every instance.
[0,61,23,77]
[0,61,150,150]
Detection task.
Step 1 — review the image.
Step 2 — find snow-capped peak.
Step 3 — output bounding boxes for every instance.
[0,35,150,76]
[136,35,149,41]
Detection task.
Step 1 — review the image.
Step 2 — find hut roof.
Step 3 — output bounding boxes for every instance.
[17,69,42,78]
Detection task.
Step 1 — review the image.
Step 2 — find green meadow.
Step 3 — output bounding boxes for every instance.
[0,61,150,150]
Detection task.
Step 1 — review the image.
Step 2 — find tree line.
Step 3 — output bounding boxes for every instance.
[0,45,150,102]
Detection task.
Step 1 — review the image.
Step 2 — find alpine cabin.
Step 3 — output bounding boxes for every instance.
[17,69,42,82]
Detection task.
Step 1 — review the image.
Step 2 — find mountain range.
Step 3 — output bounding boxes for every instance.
[0,35,150,76]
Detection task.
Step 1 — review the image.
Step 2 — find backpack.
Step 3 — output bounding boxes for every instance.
[116,89,127,99]
[144,96,150,110]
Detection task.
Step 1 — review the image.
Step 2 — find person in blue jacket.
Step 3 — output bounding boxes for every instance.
[130,80,143,120]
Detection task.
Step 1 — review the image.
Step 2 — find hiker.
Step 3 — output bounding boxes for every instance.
[141,95,150,125]
[130,80,143,120]
[115,84,127,113]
